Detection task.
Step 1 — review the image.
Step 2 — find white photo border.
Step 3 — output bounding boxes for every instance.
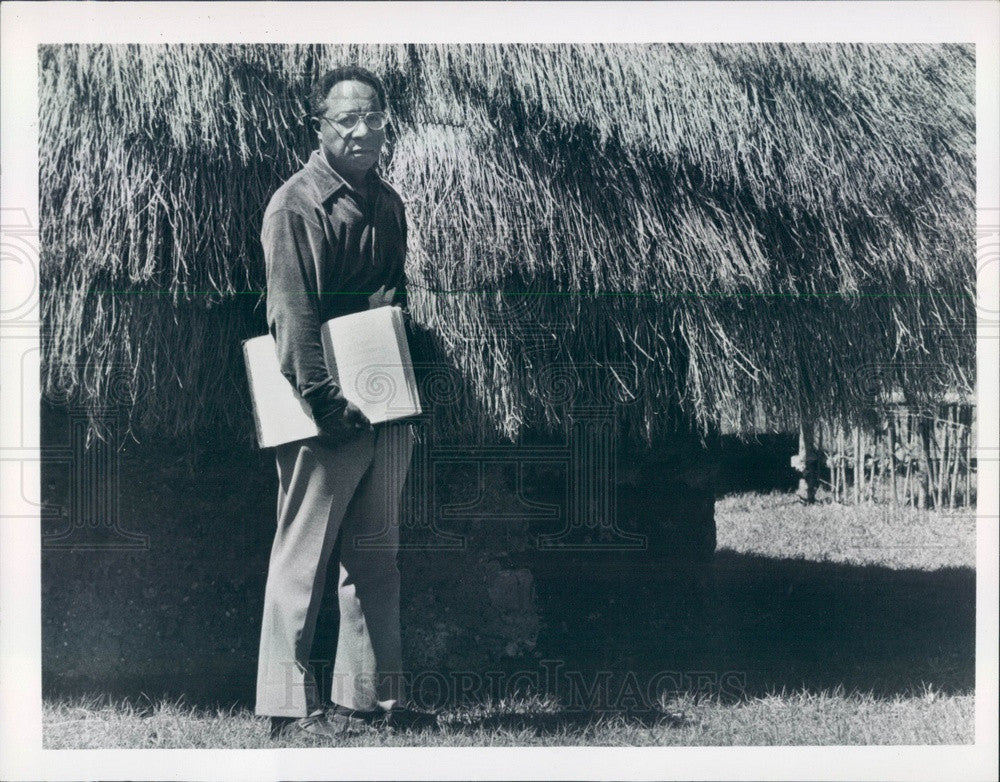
[1,2,997,780]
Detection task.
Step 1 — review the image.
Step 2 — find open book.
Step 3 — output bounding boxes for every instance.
[243,306,421,448]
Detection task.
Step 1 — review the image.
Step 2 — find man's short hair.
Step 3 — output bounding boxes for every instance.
[309,66,388,117]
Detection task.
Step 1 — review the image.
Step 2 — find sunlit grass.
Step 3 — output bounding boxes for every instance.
[716,491,975,570]
[43,685,972,748]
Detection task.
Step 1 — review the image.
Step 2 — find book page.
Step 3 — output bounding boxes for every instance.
[242,336,321,448]
[321,307,421,424]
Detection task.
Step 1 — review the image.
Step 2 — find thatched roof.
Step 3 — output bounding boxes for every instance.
[39,43,975,444]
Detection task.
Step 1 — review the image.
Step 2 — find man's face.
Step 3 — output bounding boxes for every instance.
[316,79,386,179]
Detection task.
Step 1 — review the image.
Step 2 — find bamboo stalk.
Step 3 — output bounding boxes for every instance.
[904,455,912,506]
[903,456,916,506]
[919,414,932,509]
[949,407,960,510]
[838,426,846,502]
[854,426,862,505]
[874,428,883,504]
[873,429,881,504]
[910,414,917,507]
[964,404,972,506]
[888,409,898,505]
[935,407,947,509]
[864,428,871,504]
[832,426,840,502]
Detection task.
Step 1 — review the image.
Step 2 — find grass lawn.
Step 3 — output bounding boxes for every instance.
[716,491,975,571]
[42,492,976,748]
[44,687,971,748]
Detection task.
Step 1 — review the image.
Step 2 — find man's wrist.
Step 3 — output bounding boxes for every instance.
[315,408,349,437]
[310,394,348,426]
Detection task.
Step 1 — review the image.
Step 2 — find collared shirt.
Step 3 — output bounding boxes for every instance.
[261,149,407,420]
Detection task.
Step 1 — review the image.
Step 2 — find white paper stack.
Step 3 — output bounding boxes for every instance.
[243,306,421,448]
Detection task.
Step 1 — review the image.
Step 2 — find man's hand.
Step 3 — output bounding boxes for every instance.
[368,285,396,309]
[315,400,373,448]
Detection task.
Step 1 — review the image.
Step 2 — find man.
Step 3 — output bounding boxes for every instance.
[256,65,435,739]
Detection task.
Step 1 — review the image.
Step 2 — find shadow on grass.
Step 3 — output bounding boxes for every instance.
[44,548,974,711]
[445,709,689,735]
[527,549,974,703]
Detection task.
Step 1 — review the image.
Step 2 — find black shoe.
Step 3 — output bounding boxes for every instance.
[376,704,440,732]
[269,710,349,740]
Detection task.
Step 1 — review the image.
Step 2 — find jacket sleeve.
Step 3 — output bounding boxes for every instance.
[262,207,347,421]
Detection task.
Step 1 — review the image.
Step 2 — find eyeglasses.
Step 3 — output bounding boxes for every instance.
[320,111,390,134]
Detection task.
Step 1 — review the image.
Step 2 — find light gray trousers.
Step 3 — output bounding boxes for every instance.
[255,423,413,718]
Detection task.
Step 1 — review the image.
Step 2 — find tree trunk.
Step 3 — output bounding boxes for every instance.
[793,419,819,504]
